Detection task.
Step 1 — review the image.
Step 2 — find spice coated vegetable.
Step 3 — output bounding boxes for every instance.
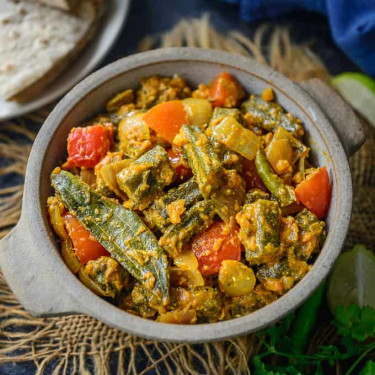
[143,100,188,143]
[237,199,282,265]
[66,124,114,168]
[167,148,192,181]
[48,72,331,324]
[176,124,223,198]
[295,166,332,218]
[241,94,304,137]
[116,145,175,210]
[143,178,203,232]
[192,221,242,276]
[159,200,216,257]
[255,148,297,207]
[51,169,169,300]
[210,115,259,160]
[209,107,247,128]
[64,212,109,264]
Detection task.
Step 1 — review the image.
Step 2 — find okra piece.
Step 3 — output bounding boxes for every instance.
[241,95,304,137]
[174,125,240,221]
[225,292,261,319]
[190,286,223,323]
[255,149,296,207]
[296,208,324,233]
[51,169,169,300]
[257,258,289,279]
[99,158,133,200]
[209,107,247,128]
[236,199,281,265]
[254,200,281,258]
[116,145,175,210]
[84,256,129,298]
[226,285,278,319]
[294,208,326,260]
[177,124,223,198]
[143,178,203,232]
[210,138,242,172]
[169,287,223,323]
[211,169,245,223]
[244,188,270,204]
[176,125,244,222]
[106,89,134,112]
[130,283,164,318]
[256,258,298,294]
[159,200,215,257]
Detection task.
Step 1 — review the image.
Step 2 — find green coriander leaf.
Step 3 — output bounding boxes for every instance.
[269,365,303,375]
[334,304,359,336]
[253,356,277,375]
[360,360,375,375]
[354,306,375,341]
[340,336,357,354]
[317,345,342,365]
[313,363,324,375]
[334,304,375,342]
[259,312,295,347]
[317,345,341,357]
[253,356,302,375]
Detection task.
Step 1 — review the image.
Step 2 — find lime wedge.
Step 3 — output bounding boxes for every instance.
[331,72,375,128]
[327,245,375,314]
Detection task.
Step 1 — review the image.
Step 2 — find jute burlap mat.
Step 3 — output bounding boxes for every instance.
[0,15,373,375]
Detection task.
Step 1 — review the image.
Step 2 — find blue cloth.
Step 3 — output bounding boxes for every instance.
[225,0,375,76]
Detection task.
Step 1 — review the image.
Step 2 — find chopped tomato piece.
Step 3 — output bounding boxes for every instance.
[295,167,331,218]
[64,213,109,264]
[209,71,245,108]
[167,148,192,181]
[192,221,242,276]
[67,124,113,168]
[143,100,188,143]
[242,158,267,191]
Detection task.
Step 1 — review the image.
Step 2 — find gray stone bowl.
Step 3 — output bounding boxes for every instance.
[0,48,365,343]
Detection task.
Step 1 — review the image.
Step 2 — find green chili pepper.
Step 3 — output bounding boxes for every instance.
[255,149,296,207]
[290,281,327,354]
[241,95,304,137]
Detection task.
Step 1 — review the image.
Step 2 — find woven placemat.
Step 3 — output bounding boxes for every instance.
[0,15,373,375]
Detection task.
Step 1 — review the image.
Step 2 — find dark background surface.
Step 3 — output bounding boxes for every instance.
[0,0,359,374]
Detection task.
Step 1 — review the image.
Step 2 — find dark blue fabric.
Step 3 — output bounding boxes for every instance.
[223,0,375,76]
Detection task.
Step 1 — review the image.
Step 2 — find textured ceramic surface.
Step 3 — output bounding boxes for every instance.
[0,48,365,342]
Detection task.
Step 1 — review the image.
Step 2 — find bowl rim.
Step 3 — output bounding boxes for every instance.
[23,48,352,342]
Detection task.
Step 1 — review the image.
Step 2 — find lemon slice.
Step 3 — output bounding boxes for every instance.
[327,245,375,314]
[331,72,375,128]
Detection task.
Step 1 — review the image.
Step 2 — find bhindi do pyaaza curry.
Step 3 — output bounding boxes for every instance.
[48,72,331,324]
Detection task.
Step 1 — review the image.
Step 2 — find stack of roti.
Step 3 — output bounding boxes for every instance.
[0,0,104,102]
[39,0,78,11]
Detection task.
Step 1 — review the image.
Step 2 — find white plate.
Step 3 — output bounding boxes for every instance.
[0,0,130,121]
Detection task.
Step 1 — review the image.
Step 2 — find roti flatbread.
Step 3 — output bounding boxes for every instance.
[0,0,103,102]
[38,0,78,11]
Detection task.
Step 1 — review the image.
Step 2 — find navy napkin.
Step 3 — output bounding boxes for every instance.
[224,0,375,76]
